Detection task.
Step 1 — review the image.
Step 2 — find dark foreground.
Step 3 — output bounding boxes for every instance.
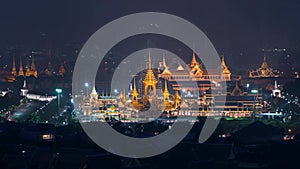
[0,121,300,169]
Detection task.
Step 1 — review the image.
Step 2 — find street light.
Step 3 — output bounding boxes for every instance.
[56,88,62,125]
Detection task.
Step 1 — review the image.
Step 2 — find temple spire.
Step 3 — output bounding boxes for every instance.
[11,56,17,76]
[131,77,139,106]
[220,54,231,80]
[133,77,137,92]
[261,56,269,69]
[163,80,170,107]
[148,50,152,69]
[25,59,32,77]
[31,53,38,77]
[164,80,169,94]
[143,50,158,96]
[191,51,198,67]
[18,56,24,77]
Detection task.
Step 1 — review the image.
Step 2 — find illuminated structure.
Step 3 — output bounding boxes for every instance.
[11,56,17,76]
[158,52,231,94]
[272,81,282,98]
[18,56,25,77]
[80,83,119,117]
[249,56,280,78]
[79,52,263,120]
[130,52,180,112]
[31,54,38,77]
[25,54,38,77]
[143,52,158,96]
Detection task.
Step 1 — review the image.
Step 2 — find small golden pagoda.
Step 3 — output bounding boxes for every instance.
[221,54,231,80]
[11,56,17,77]
[18,56,24,77]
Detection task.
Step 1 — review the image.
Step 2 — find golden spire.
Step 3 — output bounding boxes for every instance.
[148,50,152,69]
[190,51,198,67]
[131,77,139,105]
[143,51,158,96]
[90,83,98,100]
[174,90,181,109]
[31,54,38,77]
[163,80,170,95]
[11,56,17,76]
[18,56,24,77]
[161,55,171,75]
[133,77,137,92]
[261,56,269,69]
[221,54,231,80]
[163,80,171,108]
[25,59,32,77]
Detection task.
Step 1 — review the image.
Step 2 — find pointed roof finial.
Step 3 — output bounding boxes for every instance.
[148,50,152,69]
[91,83,97,95]
[18,56,24,77]
[191,51,197,66]
[11,56,17,76]
[133,77,137,91]
[162,53,167,68]
[261,56,269,69]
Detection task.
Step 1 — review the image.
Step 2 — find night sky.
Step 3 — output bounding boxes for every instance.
[1,0,300,73]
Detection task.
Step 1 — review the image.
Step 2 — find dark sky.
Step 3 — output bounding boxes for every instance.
[1,0,300,72]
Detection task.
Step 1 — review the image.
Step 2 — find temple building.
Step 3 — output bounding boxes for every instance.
[249,56,281,78]
[18,56,25,77]
[129,52,181,112]
[79,52,263,120]
[158,52,231,95]
[12,54,38,79]
[80,84,120,117]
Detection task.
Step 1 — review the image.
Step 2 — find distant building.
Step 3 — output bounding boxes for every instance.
[249,56,281,78]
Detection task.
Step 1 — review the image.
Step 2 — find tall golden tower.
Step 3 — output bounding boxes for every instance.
[25,59,32,77]
[190,51,204,77]
[163,80,170,105]
[260,56,269,77]
[31,54,38,77]
[261,56,269,69]
[18,56,24,77]
[174,90,181,109]
[190,51,198,68]
[143,51,158,96]
[11,56,17,76]
[131,77,139,106]
[221,54,231,80]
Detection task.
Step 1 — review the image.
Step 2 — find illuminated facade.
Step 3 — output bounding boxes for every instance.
[249,56,280,78]
[79,52,263,120]
[12,54,38,78]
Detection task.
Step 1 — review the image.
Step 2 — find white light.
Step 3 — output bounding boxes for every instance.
[84,83,89,87]
[246,83,250,88]
[251,89,259,94]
